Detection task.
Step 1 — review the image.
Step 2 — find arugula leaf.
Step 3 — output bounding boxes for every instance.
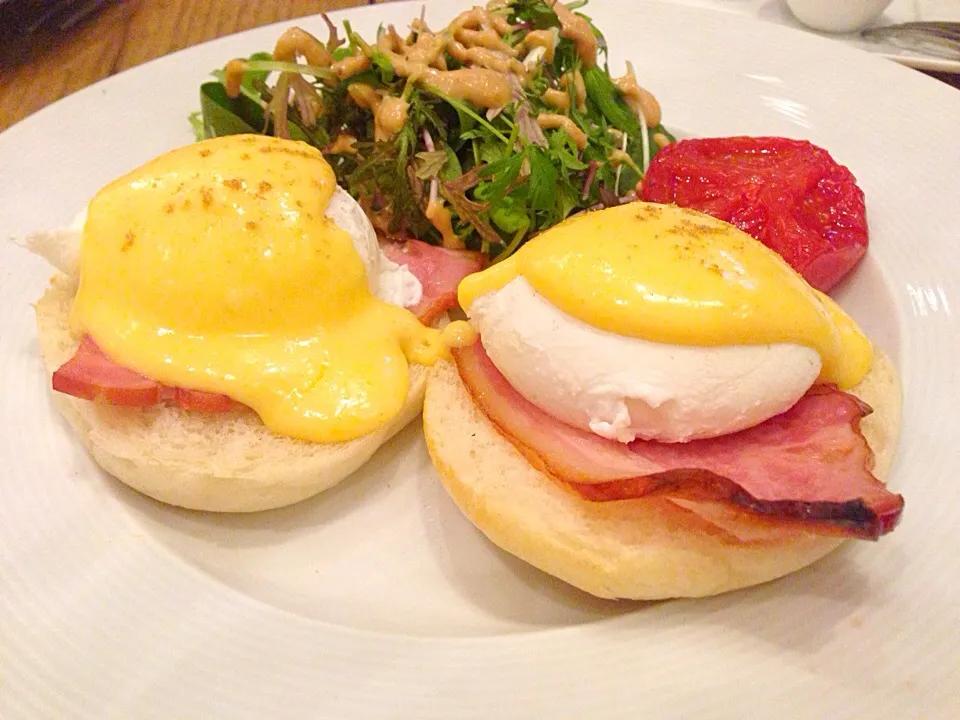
[424,86,509,143]
[192,0,676,260]
[476,152,526,203]
[548,131,588,170]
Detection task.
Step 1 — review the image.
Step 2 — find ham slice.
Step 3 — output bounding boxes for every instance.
[53,337,239,412]
[380,239,485,325]
[53,240,482,412]
[454,340,904,540]
[53,239,484,411]
[53,336,162,406]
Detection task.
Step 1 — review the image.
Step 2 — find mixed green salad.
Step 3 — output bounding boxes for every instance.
[194,0,675,260]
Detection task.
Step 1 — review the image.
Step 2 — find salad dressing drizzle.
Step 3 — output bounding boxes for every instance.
[216,1,667,256]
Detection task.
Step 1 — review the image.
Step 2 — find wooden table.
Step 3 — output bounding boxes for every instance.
[0,0,956,132]
[0,0,381,132]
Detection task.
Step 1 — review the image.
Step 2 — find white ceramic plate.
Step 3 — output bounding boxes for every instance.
[667,0,960,73]
[1,1,958,717]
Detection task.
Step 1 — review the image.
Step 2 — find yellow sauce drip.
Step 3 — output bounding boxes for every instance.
[73,135,469,443]
[459,202,873,389]
[521,29,556,63]
[426,197,463,249]
[542,88,570,112]
[536,114,587,149]
[331,52,370,79]
[374,96,409,142]
[551,0,597,68]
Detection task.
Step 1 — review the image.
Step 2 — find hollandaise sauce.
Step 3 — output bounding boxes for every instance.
[459,202,872,389]
[73,135,467,443]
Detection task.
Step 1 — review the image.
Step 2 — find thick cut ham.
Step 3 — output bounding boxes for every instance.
[53,337,240,411]
[380,239,485,325]
[53,336,162,406]
[53,240,482,412]
[454,340,903,540]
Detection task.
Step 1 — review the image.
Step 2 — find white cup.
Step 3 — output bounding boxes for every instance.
[784,0,893,33]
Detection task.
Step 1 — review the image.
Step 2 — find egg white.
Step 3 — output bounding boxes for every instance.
[469,276,823,443]
[18,186,423,309]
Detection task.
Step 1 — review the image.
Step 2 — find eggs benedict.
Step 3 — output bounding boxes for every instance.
[423,202,903,599]
[29,134,477,512]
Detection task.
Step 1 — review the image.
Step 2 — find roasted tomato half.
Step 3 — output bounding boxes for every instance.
[640,136,868,292]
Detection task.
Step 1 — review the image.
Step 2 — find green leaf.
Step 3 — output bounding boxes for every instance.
[556,181,580,221]
[425,86,508,143]
[618,164,641,194]
[491,202,530,234]
[582,65,641,135]
[527,73,550,98]
[528,148,558,211]
[548,131,589,170]
[408,89,445,136]
[414,150,448,179]
[369,48,396,83]
[199,81,264,138]
[476,137,511,165]
[552,39,580,74]
[476,151,525,201]
[239,51,273,92]
[191,0,677,261]
[395,121,416,177]
[458,129,486,142]
[456,106,478,134]
[501,30,522,47]
[343,20,363,52]
[513,0,560,30]
[441,144,463,180]
[233,58,334,83]
[188,111,205,141]
[199,81,322,146]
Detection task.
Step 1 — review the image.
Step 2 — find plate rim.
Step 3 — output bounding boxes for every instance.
[1,1,959,717]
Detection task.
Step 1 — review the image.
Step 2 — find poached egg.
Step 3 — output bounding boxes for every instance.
[28,170,422,309]
[458,202,873,443]
[55,134,470,443]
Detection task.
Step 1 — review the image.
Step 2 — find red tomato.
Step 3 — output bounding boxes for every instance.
[639,137,868,292]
